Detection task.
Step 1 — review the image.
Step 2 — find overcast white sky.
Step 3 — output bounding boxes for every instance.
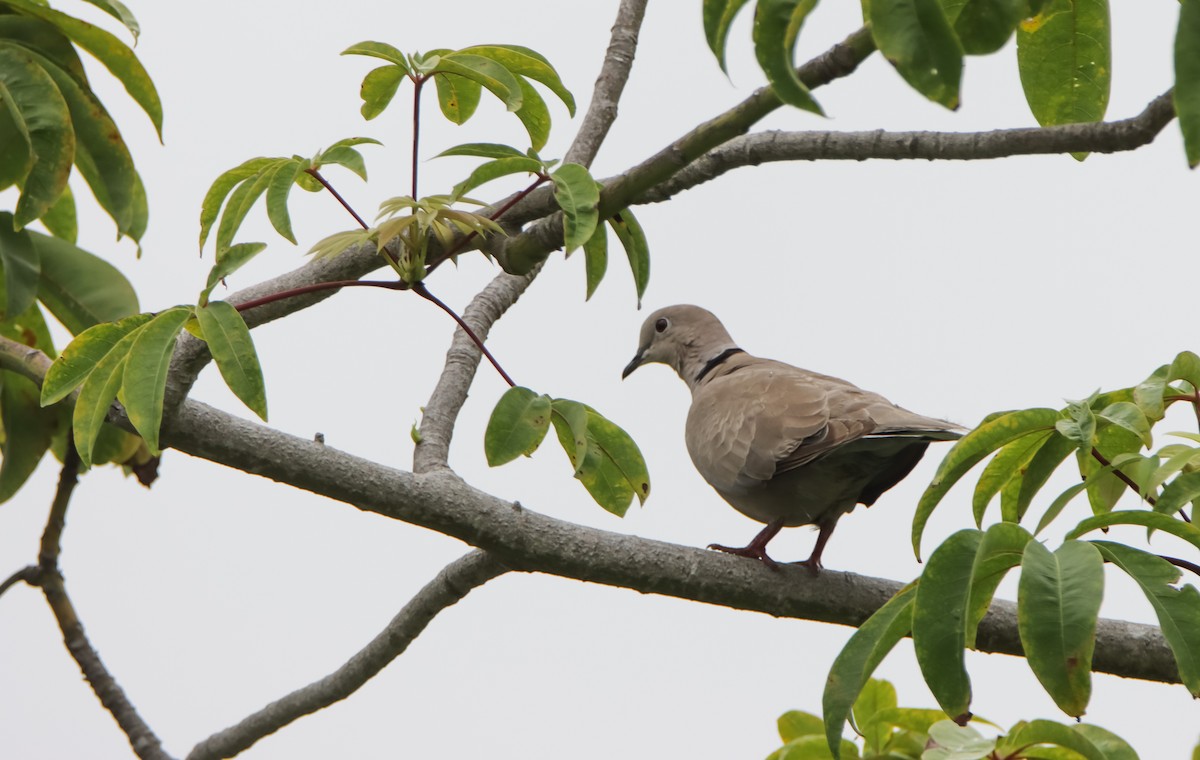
[2,1,1198,758]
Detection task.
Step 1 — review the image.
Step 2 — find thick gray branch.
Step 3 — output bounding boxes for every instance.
[640,91,1178,203]
[187,551,508,760]
[162,398,1181,686]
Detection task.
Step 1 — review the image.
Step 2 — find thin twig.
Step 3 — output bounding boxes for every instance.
[0,565,37,599]
[235,279,407,314]
[186,551,508,760]
[412,77,425,200]
[1160,555,1200,579]
[412,283,516,387]
[304,168,369,230]
[1088,448,1193,523]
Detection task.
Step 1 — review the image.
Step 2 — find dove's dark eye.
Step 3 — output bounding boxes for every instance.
[655,317,669,333]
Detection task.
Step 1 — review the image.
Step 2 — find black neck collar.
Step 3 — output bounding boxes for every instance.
[695,348,744,383]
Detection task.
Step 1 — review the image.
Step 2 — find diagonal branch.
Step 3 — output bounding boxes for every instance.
[187,551,508,760]
[413,0,650,474]
[637,91,1177,203]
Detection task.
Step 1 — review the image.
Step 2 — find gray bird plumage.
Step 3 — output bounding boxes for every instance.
[622,305,965,573]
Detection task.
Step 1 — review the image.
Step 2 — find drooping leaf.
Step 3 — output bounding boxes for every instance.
[1066,510,1200,554]
[752,0,824,115]
[550,399,650,515]
[341,40,411,71]
[1017,540,1103,716]
[484,386,552,466]
[703,0,754,71]
[996,720,1110,760]
[550,163,599,253]
[1092,541,1200,696]
[972,430,1050,526]
[914,408,1060,559]
[965,522,1030,647]
[0,43,74,227]
[72,323,142,467]
[1007,432,1075,524]
[435,142,527,160]
[39,181,76,242]
[264,159,303,244]
[1070,724,1140,760]
[581,220,607,300]
[1175,0,1200,168]
[40,312,152,405]
[0,370,58,502]
[459,44,576,115]
[511,76,551,151]
[121,306,192,454]
[317,138,379,181]
[5,0,162,137]
[433,71,481,125]
[823,584,916,759]
[1016,0,1111,135]
[81,0,140,40]
[33,230,138,333]
[869,0,963,109]
[198,157,275,252]
[0,212,39,317]
[913,529,980,721]
[214,162,278,254]
[360,64,407,120]
[196,301,267,421]
[434,53,522,111]
[949,0,1023,54]
[607,208,649,307]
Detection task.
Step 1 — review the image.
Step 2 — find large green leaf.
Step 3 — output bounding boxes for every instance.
[81,0,140,40]
[434,53,522,112]
[1093,541,1200,696]
[0,369,58,502]
[823,584,916,759]
[72,323,141,467]
[703,0,754,72]
[1017,540,1103,716]
[432,71,481,125]
[550,163,599,254]
[549,399,650,516]
[5,0,162,137]
[996,720,1110,760]
[40,312,151,405]
[121,306,192,454]
[607,208,649,307]
[0,81,33,191]
[0,43,74,227]
[1006,432,1075,524]
[778,710,825,742]
[752,0,824,115]
[264,159,303,244]
[39,182,76,242]
[196,301,267,421]
[869,0,963,109]
[581,220,607,300]
[947,0,1023,54]
[1155,470,1200,517]
[965,522,1030,647]
[914,408,1060,559]
[459,44,576,115]
[0,212,39,317]
[0,15,88,87]
[913,529,980,720]
[1067,510,1200,553]
[484,386,552,466]
[1016,0,1110,131]
[511,77,551,151]
[972,430,1050,526]
[33,230,138,333]
[852,678,898,756]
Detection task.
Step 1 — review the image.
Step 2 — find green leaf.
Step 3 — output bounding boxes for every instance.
[215,162,278,254]
[121,306,192,454]
[550,399,650,516]
[512,76,551,151]
[778,710,825,742]
[1007,432,1075,524]
[435,53,522,112]
[72,322,142,467]
[484,386,552,466]
[869,707,951,737]
[0,86,33,191]
[950,0,1022,54]
[307,228,373,260]
[0,212,39,317]
[0,43,74,227]
[868,0,963,109]
[1067,510,1200,553]
[1070,724,1139,760]
[772,735,859,760]
[703,0,754,71]
[341,40,412,72]
[607,208,649,307]
[823,584,916,760]
[459,44,576,115]
[0,370,58,502]
[81,0,140,40]
[433,71,481,125]
[33,230,138,333]
[196,301,267,421]
[1091,542,1200,697]
[40,312,152,405]
[360,64,406,120]
[265,159,303,244]
[1154,470,1200,517]
[200,242,268,304]
[914,408,1059,559]
[1097,401,1151,448]
[925,720,995,760]
[39,182,76,242]
[971,430,1048,527]
[318,143,375,181]
[965,522,1030,647]
[550,163,599,253]
[198,157,275,252]
[752,0,824,115]
[853,678,898,755]
[1017,540,1103,716]
[5,0,162,137]
[1016,0,1111,134]
[913,529,980,720]
[453,156,543,198]
[997,720,1109,760]
[435,142,526,160]
[581,220,607,300]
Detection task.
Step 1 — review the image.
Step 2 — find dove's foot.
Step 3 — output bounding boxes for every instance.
[789,519,838,577]
[708,519,784,570]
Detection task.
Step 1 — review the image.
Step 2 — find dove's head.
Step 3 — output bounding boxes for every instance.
[622,304,738,388]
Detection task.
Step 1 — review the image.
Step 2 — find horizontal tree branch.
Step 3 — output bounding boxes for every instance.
[638,91,1177,203]
[187,551,508,760]
[157,397,1181,687]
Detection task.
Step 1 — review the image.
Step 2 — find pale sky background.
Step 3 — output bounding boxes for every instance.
[2,1,1198,758]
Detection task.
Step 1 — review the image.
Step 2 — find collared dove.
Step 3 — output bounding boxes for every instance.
[622,305,965,574]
